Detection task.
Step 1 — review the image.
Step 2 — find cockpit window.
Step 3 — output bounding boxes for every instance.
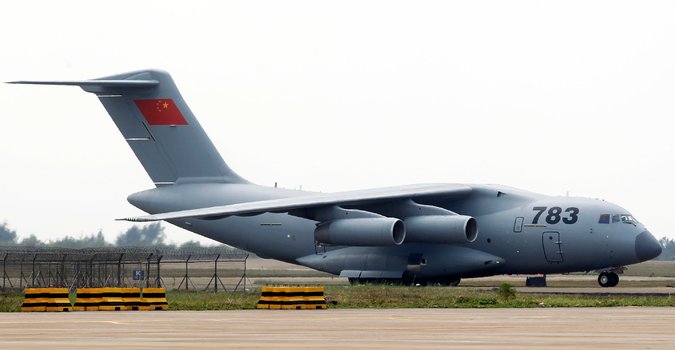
[620,214,638,224]
[601,213,639,225]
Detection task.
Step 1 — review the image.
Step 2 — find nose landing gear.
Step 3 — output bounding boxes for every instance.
[598,271,619,287]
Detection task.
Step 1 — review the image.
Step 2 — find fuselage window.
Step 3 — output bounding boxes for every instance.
[598,214,610,224]
[612,214,620,223]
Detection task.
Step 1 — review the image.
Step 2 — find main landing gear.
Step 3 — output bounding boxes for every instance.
[598,271,619,287]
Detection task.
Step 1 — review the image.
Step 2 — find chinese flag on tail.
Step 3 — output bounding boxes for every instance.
[134,99,188,125]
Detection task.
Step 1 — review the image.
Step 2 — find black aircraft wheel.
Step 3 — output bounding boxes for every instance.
[608,272,620,287]
[598,272,616,287]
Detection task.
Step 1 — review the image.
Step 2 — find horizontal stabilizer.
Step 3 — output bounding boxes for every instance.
[8,79,159,92]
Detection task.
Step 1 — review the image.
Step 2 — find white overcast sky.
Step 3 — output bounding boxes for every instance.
[1,1,674,245]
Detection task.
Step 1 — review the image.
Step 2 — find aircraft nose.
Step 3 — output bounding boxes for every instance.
[635,231,662,261]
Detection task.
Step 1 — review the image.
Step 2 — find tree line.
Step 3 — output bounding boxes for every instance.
[0,221,205,249]
[657,237,675,260]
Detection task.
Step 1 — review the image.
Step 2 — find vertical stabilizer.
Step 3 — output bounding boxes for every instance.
[10,70,247,186]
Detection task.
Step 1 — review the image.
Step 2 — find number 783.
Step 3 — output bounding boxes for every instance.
[532,206,579,225]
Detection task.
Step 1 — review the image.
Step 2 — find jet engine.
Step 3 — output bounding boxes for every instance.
[314,218,405,246]
[403,215,478,244]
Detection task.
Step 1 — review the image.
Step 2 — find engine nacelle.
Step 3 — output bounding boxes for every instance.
[314,218,405,246]
[404,215,478,244]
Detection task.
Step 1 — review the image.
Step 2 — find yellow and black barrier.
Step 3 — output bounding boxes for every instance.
[121,287,142,311]
[99,288,126,311]
[73,288,103,311]
[74,287,153,311]
[257,286,327,310]
[21,288,72,312]
[140,288,169,311]
[24,287,167,312]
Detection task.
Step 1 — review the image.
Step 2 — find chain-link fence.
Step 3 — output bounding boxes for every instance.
[0,246,249,292]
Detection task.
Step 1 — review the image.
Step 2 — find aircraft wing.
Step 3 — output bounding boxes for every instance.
[120,183,471,222]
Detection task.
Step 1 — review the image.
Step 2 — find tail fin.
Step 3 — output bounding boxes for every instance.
[10,70,247,186]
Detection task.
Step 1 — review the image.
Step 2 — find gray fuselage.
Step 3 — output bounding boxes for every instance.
[128,181,659,280]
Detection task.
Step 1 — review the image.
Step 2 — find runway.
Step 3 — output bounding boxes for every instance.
[1,308,674,349]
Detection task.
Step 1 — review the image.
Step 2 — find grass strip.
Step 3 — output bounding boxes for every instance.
[2,284,673,312]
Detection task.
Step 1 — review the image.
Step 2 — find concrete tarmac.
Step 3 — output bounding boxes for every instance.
[1,308,674,349]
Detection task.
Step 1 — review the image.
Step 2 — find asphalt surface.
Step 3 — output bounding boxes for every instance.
[1,308,674,349]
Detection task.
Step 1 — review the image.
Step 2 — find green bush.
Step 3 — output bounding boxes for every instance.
[498,283,516,299]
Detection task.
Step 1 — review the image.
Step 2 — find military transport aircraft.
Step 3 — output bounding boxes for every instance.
[11,70,662,287]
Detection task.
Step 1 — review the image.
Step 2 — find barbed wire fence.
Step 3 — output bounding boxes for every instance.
[0,246,249,292]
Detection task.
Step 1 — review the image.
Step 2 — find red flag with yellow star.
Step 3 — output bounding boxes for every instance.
[134,99,188,125]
